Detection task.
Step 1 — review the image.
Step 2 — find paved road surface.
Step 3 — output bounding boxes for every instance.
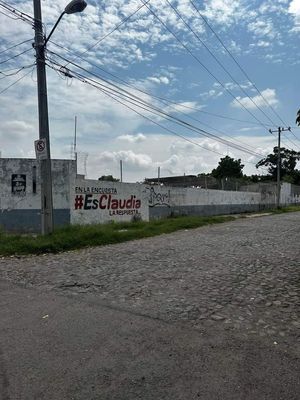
[0,212,299,399]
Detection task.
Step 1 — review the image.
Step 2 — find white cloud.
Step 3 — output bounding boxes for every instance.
[147,76,170,85]
[256,40,271,47]
[163,101,203,114]
[248,19,277,39]
[117,133,146,143]
[289,0,300,15]
[288,0,300,30]
[202,0,246,25]
[97,150,153,169]
[231,88,279,109]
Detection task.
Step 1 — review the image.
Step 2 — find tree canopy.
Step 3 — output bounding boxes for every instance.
[211,156,244,180]
[98,175,119,182]
[256,147,300,184]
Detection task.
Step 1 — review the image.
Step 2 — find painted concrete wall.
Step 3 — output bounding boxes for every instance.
[0,158,76,232]
[71,178,149,225]
[144,185,276,219]
[2,158,300,232]
[281,182,300,205]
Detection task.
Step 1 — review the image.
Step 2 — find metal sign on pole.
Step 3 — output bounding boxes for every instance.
[34,139,48,160]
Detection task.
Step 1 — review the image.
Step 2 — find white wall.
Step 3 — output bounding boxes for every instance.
[71,178,149,224]
[0,158,76,211]
[144,185,263,207]
[280,182,300,205]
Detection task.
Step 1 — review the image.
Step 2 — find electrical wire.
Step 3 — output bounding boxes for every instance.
[0,47,32,66]
[188,0,300,149]
[138,0,276,133]
[0,38,33,56]
[165,0,278,127]
[0,9,19,20]
[48,43,270,155]
[62,0,152,67]
[52,39,275,127]
[45,56,269,162]
[46,52,267,156]
[189,0,288,127]
[139,0,297,152]
[0,63,35,79]
[0,67,34,95]
[46,59,269,172]
[0,1,35,26]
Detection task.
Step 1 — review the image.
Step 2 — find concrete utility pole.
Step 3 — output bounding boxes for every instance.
[33,0,87,234]
[33,0,54,235]
[269,127,291,209]
[120,160,123,182]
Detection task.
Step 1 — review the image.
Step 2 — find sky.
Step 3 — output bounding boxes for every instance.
[1,0,300,182]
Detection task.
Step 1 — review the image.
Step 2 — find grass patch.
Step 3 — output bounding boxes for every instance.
[0,215,234,257]
[1,205,300,257]
[269,205,300,214]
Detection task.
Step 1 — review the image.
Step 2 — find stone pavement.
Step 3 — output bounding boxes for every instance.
[1,280,299,400]
[0,212,299,349]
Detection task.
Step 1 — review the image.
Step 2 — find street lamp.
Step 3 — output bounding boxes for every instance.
[33,0,87,235]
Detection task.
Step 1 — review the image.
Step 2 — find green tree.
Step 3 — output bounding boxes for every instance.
[98,175,119,182]
[211,156,244,180]
[256,147,300,183]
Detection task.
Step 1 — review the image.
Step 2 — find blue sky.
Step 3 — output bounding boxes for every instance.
[1,0,300,181]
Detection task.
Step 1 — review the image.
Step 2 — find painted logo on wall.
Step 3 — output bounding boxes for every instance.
[11,174,26,195]
[74,187,142,216]
[145,186,170,207]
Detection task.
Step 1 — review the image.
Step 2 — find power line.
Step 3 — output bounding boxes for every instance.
[0,47,32,65]
[138,0,276,134]
[0,1,35,26]
[0,9,19,20]
[0,63,35,79]
[50,40,298,152]
[0,38,33,55]
[189,0,288,127]
[62,0,151,67]
[46,52,265,157]
[45,56,268,160]
[165,0,278,127]
[52,40,277,128]
[138,0,297,152]
[46,59,269,172]
[0,67,34,95]
[188,0,300,151]
[48,43,271,156]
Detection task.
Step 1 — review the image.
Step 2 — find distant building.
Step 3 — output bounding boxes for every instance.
[144,174,218,188]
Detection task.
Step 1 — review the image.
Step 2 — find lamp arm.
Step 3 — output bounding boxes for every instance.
[44,11,66,46]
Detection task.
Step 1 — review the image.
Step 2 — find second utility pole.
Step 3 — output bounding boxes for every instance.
[269,126,291,209]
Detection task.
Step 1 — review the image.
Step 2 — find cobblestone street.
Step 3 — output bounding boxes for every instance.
[1,212,299,350]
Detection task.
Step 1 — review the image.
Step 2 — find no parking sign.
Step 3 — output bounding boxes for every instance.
[34,139,47,160]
